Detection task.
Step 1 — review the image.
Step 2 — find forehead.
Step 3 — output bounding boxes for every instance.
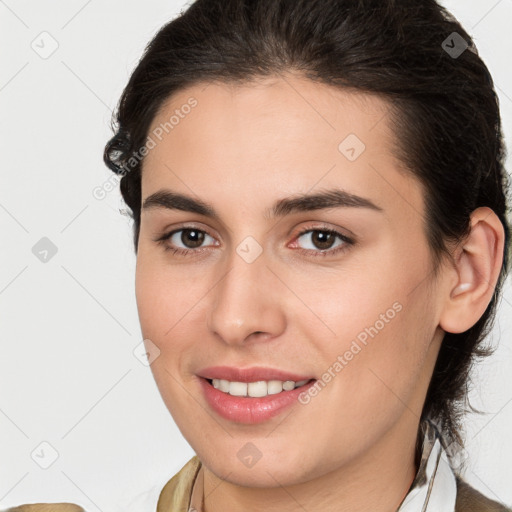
[146,74,391,158]
[141,74,423,221]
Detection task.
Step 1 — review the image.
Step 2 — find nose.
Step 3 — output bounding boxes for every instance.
[206,247,286,347]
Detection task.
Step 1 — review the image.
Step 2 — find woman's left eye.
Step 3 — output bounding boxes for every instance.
[154,226,354,257]
[292,228,354,257]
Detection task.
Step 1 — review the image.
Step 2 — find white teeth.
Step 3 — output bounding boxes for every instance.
[211,378,310,397]
[218,379,230,393]
[247,381,267,397]
[267,380,283,395]
[282,380,295,391]
[228,381,247,396]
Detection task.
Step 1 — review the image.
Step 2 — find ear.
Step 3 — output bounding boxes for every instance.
[439,206,505,334]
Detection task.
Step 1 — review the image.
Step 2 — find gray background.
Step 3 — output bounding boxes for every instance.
[1,0,511,510]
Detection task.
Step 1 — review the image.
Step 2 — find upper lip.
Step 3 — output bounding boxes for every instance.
[198,366,315,383]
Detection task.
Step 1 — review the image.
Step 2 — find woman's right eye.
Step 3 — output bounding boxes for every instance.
[154,227,217,255]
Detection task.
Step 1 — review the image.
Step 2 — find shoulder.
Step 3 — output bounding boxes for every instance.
[456,477,512,512]
[3,505,85,512]
[156,455,202,512]
[5,457,200,512]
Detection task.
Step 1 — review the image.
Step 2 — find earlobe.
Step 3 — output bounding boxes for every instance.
[439,207,505,334]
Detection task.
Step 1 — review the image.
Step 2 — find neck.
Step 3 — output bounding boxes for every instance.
[202,416,420,512]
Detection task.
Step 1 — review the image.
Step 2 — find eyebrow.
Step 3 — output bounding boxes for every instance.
[142,188,383,219]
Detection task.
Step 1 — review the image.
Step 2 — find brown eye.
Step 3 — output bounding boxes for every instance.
[309,231,337,250]
[179,229,206,248]
[295,228,351,253]
[294,228,354,256]
[155,227,217,255]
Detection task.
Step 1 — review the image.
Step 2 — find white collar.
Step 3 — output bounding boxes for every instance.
[398,420,457,512]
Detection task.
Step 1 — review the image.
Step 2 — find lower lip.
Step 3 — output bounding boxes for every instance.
[198,377,316,424]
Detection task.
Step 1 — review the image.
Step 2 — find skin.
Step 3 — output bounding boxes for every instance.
[135,72,504,512]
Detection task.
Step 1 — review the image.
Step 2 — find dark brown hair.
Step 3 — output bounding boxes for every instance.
[104,0,511,455]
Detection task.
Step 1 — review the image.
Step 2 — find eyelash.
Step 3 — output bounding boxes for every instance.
[153,225,355,258]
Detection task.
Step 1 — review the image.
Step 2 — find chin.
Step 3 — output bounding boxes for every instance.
[199,446,318,488]
[208,460,304,488]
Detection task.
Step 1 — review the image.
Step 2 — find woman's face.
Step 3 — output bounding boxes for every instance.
[135,74,449,487]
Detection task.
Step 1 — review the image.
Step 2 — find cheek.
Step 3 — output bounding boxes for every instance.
[134,252,203,339]
[134,256,203,421]
[347,294,433,420]
[296,248,436,416]
[134,253,214,398]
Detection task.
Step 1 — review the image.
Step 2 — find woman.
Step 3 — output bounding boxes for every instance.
[10,0,511,510]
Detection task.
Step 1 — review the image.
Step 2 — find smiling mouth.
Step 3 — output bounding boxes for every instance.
[204,377,315,398]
